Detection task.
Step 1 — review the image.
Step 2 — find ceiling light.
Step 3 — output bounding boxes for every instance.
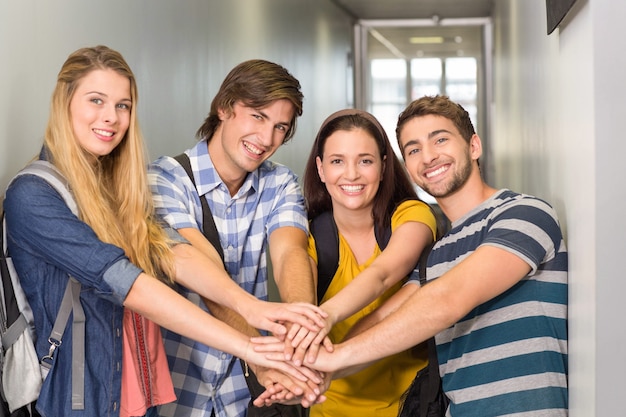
[409,36,445,44]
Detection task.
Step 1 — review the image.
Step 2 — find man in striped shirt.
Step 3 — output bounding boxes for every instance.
[303,95,568,416]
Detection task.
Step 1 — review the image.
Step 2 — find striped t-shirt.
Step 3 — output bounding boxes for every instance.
[412,189,568,416]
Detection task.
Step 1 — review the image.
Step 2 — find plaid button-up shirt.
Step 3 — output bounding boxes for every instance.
[148,139,308,417]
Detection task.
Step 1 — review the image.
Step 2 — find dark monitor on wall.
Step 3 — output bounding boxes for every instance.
[546,0,578,34]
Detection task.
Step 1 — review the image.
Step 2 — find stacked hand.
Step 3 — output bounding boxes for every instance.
[242,303,340,408]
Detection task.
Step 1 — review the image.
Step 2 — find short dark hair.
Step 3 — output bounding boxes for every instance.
[396,95,475,155]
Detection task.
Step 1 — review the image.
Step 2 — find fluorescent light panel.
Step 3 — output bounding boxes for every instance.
[409,36,445,44]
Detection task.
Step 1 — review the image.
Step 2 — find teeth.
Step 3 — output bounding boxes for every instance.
[244,142,263,155]
[93,129,113,137]
[340,185,364,192]
[426,166,447,178]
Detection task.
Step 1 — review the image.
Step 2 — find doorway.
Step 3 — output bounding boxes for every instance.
[353,17,493,198]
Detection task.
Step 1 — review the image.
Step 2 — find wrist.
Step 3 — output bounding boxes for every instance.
[235,294,259,320]
[320,304,339,327]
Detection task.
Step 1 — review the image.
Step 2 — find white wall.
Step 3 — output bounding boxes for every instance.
[491,0,626,415]
[0,0,354,196]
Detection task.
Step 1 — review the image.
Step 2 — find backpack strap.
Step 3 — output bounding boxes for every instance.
[173,153,224,265]
[417,242,447,417]
[310,211,393,302]
[309,212,339,302]
[5,160,85,410]
[1,211,21,333]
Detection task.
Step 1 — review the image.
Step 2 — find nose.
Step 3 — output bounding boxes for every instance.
[345,161,359,180]
[257,123,277,148]
[420,142,438,164]
[102,104,118,124]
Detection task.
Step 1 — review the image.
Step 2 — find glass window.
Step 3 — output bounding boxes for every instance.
[411,58,442,99]
[445,57,478,130]
[370,59,407,156]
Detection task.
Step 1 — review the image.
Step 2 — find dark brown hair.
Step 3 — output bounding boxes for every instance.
[196,59,303,143]
[303,109,419,233]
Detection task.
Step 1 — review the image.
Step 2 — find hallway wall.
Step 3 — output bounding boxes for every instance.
[490,0,626,415]
[0,0,354,193]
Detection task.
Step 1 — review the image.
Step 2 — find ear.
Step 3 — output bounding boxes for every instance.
[469,134,483,162]
[316,156,326,183]
[217,107,230,121]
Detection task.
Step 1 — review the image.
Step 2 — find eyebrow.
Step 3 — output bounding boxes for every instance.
[401,129,453,152]
[256,108,290,128]
[326,151,376,158]
[84,91,132,102]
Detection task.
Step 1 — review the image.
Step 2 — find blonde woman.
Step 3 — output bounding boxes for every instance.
[3,45,325,417]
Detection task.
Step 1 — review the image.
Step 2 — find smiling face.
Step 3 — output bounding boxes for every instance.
[316,127,384,214]
[69,68,131,158]
[209,99,294,193]
[399,114,479,198]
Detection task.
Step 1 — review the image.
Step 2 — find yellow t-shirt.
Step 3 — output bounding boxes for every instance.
[308,199,437,417]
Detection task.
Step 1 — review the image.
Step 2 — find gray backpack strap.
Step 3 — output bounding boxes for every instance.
[10,160,85,410]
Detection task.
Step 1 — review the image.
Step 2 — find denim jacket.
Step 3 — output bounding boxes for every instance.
[4,171,142,416]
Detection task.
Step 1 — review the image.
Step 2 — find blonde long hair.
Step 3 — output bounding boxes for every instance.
[44,45,175,282]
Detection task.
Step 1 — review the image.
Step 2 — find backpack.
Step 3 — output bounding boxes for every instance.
[1,160,85,416]
[309,210,448,417]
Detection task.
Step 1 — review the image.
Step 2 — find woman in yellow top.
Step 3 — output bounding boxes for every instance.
[301,109,438,416]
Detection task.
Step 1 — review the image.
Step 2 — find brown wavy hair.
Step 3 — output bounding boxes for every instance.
[196,59,304,144]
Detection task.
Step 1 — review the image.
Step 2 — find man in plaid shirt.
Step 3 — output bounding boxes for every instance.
[148,60,320,417]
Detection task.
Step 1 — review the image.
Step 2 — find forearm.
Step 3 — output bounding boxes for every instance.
[274,250,316,304]
[345,283,418,340]
[322,222,432,324]
[320,264,392,324]
[125,273,251,358]
[203,298,261,337]
[327,281,457,371]
[171,242,258,313]
[270,227,316,304]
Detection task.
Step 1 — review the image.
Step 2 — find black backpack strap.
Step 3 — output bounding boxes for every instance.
[417,242,447,416]
[373,222,392,251]
[173,153,224,264]
[309,211,339,303]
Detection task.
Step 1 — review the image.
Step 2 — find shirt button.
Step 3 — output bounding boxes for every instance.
[226,207,232,214]
[221,353,227,360]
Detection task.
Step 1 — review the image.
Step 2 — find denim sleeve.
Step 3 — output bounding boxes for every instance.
[4,174,142,303]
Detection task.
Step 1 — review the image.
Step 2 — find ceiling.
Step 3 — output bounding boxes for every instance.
[330,0,495,59]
